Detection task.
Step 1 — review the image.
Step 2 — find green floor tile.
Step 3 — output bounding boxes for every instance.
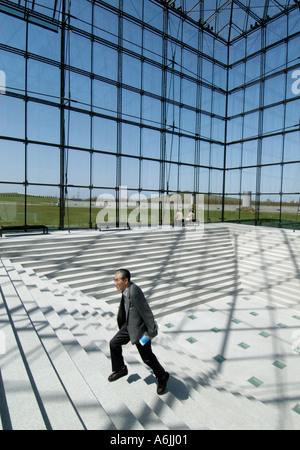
[250,312,259,316]
[293,315,300,320]
[273,360,287,370]
[213,354,226,364]
[232,319,241,324]
[186,337,197,344]
[292,404,300,415]
[238,342,250,350]
[277,323,287,328]
[259,331,271,338]
[188,315,197,320]
[248,376,263,388]
[164,323,174,329]
[209,308,217,312]
[211,327,221,333]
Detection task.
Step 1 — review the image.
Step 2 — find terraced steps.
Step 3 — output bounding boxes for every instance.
[1,224,300,430]
[0,257,285,430]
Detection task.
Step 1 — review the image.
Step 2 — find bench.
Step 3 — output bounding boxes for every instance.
[0,225,49,238]
[95,222,131,232]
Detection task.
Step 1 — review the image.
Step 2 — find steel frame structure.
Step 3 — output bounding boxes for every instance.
[0,0,300,229]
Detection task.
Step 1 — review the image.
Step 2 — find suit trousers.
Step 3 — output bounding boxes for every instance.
[109,324,166,381]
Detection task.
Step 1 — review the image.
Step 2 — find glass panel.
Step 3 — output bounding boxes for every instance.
[66,149,90,187]
[143,63,162,96]
[123,0,143,19]
[244,112,259,140]
[166,163,178,192]
[67,111,90,149]
[68,72,91,111]
[141,160,160,191]
[142,96,161,128]
[27,144,60,185]
[0,13,26,50]
[28,22,60,60]
[0,140,25,183]
[263,104,285,135]
[122,90,141,124]
[0,51,25,96]
[199,167,209,192]
[65,187,91,228]
[166,133,179,163]
[27,60,60,102]
[143,29,162,63]
[264,74,286,106]
[93,79,117,117]
[225,169,241,194]
[226,144,242,169]
[123,54,141,89]
[284,132,300,163]
[123,18,142,53]
[282,162,300,193]
[93,117,117,154]
[241,167,257,193]
[266,16,287,46]
[0,184,25,226]
[210,169,223,194]
[180,137,195,164]
[242,141,258,167]
[246,55,261,83]
[0,96,24,139]
[122,124,140,157]
[94,6,118,44]
[70,0,92,33]
[228,90,244,117]
[121,157,140,189]
[244,83,260,112]
[180,165,194,191]
[260,165,282,194]
[26,185,60,227]
[142,128,160,160]
[70,33,91,72]
[262,135,283,165]
[27,102,60,144]
[93,153,116,189]
[93,43,118,82]
[265,43,286,76]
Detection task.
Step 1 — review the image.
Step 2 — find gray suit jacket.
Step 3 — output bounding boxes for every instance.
[117,282,158,345]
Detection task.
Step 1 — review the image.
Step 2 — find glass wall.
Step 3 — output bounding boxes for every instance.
[0,0,299,230]
[225,8,300,228]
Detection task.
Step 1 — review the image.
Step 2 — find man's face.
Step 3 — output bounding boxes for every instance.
[114,273,129,292]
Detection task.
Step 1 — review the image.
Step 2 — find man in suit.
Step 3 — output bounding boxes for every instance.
[108,269,169,395]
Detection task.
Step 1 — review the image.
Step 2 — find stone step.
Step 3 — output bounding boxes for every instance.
[4,261,283,430]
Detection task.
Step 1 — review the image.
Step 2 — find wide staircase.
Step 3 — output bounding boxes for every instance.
[229,224,300,310]
[0,224,299,430]
[0,226,242,318]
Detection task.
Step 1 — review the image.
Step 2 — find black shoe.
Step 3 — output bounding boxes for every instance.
[157,372,169,395]
[108,366,128,382]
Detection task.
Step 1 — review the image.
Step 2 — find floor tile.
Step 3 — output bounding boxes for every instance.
[248,376,263,388]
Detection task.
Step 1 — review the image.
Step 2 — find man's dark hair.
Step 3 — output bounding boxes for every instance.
[116,269,131,282]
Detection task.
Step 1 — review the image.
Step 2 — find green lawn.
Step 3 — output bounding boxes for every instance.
[0,194,298,229]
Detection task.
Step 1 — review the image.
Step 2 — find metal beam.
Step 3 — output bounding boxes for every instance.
[232,0,262,24]
[203,0,232,27]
